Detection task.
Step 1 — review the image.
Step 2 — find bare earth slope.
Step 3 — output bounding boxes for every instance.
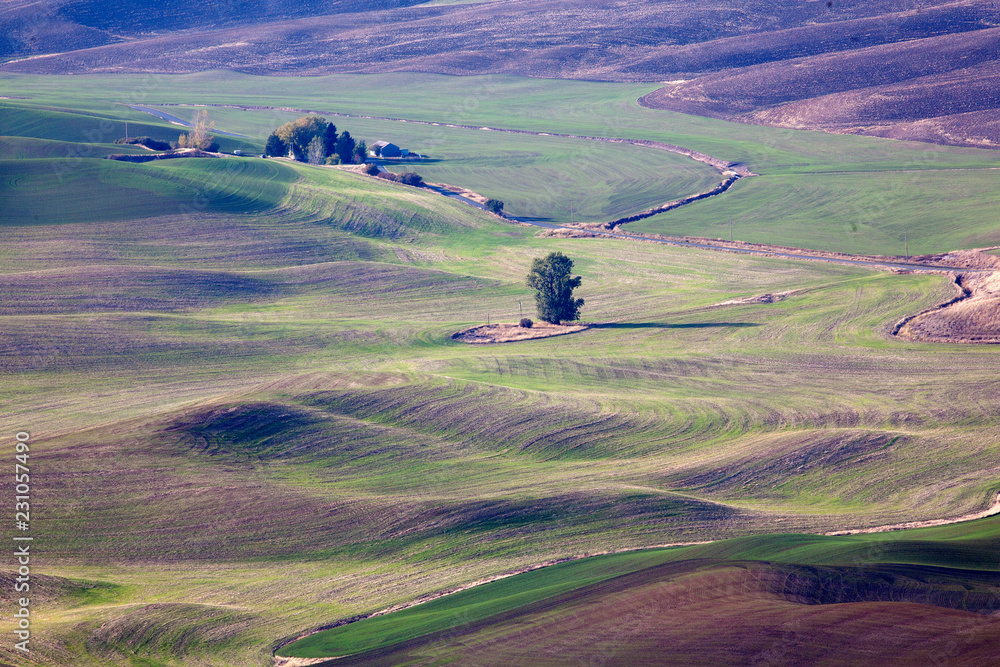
[6,0,992,76]
[642,24,1000,148]
[5,0,1000,148]
[0,0,427,60]
[899,272,1000,344]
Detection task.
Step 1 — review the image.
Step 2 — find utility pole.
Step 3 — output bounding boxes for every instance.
[729,215,733,242]
[904,228,908,260]
[570,204,574,225]
[518,300,522,319]
[124,120,128,141]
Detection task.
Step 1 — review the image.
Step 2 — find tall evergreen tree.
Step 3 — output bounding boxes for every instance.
[323,123,338,156]
[336,131,356,165]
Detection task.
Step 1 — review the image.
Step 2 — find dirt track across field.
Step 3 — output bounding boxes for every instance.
[138,102,753,173]
[826,493,1000,536]
[128,107,1000,283]
[894,267,1000,344]
[273,489,1000,665]
[130,102,754,221]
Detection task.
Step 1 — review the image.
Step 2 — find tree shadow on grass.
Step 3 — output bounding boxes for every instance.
[590,322,760,329]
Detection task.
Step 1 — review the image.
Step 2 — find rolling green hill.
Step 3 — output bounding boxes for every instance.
[0,101,255,153]
[3,75,1000,252]
[0,157,296,225]
[4,0,999,149]
[2,76,1000,666]
[279,515,1000,663]
[0,136,147,159]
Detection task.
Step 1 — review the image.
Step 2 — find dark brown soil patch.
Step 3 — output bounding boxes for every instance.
[640,25,1000,150]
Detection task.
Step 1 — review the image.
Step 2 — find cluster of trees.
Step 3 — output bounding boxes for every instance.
[114,136,172,151]
[361,163,424,187]
[175,110,219,152]
[265,115,366,165]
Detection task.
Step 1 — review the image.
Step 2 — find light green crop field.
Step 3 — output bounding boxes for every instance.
[1,98,724,226]
[0,136,147,160]
[1,76,999,665]
[1,157,296,225]
[281,513,1000,659]
[3,72,1000,251]
[0,102,252,153]
[630,170,1000,255]
[185,107,723,224]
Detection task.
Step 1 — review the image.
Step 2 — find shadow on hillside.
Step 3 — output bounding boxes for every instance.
[591,322,760,329]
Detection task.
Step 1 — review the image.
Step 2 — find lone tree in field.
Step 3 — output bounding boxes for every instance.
[527,252,584,324]
[176,110,218,151]
[485,199,504,215]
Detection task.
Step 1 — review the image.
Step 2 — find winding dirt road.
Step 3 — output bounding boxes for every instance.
[826,493,1000,536]
[136,102,752,172]
[128,102,753,215]
[129,103,995,275]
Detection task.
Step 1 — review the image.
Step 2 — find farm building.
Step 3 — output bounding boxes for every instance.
[371,140,405,158]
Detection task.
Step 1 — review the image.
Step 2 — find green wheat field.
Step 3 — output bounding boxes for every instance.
[1,72,999,665]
